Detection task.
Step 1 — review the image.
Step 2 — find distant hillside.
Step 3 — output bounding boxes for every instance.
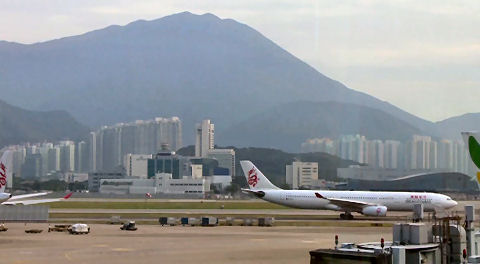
[0,11,436,148]
[219,101,421,151]
[0,100,89,147]
[177,145,357,186]
[434,113,480,140]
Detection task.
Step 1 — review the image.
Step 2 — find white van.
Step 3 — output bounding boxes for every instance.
[68,224,90,235]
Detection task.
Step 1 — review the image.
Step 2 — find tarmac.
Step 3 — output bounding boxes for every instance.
[2,198,474,263]
[0,223,392,264]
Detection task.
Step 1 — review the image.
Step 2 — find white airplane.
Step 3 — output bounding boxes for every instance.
[0,151,72,205]
[240,160,457,219]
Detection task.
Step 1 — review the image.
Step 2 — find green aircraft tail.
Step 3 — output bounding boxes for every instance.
[462,132,480,183]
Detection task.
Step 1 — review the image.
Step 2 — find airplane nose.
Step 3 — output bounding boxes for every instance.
[448,200,458,208]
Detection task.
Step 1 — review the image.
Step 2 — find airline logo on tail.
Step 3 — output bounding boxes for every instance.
[0,162,6,187]
[248,168,259,187]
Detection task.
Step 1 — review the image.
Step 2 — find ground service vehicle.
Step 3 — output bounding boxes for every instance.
[68,224,90,234]
[120,221,137,231]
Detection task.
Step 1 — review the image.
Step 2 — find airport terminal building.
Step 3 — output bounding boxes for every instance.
[337,172,479,193]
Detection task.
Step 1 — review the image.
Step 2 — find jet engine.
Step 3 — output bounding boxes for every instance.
[0,193,11,202]
[362,205,387,216]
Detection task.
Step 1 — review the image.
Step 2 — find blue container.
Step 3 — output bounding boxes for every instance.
[202,217,209,226]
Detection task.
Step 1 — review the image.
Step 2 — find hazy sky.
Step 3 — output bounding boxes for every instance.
[1,0,478,122]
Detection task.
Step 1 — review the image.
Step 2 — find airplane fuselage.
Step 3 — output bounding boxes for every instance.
[258,189,456,212]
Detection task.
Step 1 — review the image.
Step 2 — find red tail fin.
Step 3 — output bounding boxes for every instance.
[63,192,73,199]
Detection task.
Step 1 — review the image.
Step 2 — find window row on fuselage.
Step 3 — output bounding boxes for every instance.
[286,194,314,198]
[337,196,394,200]
[284,193,395,201]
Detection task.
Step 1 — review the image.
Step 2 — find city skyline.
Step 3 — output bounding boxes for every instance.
[302,134,474,176]
[3,130,475,180]
[90,117,183,172]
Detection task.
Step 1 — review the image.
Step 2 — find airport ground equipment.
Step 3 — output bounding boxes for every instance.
[201,216,218,226]
[167,217,176,226]
[393,223,433,245]
[189,217,200,226]
[25,229,43,233]
[225,217,235,226]
[159,217,167,226]
[242,218,253,226]
[310,205,480,263]
[0,224,7,232]
[461,205,480,261]
[432,216,466,263]
[310,248,391,264]
[120,221,137,231]
[68,223,90,234]
[465,205,475,257]
[318,230,441,263]
[110,215,122,224]
[159,217,177,226]
[180,217,199,226]
[258,217,275,227]
[390,223,440,262]
[473,232,480,256]
[48,224,70,232]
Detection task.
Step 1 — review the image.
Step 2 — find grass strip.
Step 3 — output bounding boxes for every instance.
[49,201,289,210]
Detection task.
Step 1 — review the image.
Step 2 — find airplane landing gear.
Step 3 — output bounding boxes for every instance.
[340,213,354,220]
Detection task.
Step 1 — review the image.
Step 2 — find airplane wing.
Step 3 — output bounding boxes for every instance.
[2,192,73,205]
[8,192,51,201]
[315,192,375,212]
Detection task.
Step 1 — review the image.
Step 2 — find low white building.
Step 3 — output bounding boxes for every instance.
[64,172,88,183]
[286,162,318,189]
[124,154,152,179]
[99,173,210,195]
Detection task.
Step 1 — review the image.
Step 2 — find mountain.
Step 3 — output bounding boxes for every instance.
[0,11,437,148]
[0,100,89,148]
[219,101,421,151]
[434,113,480,141]
[177,145,358,185]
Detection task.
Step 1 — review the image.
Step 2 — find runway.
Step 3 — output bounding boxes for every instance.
[43,197,475,228]
[50,208,414,216]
